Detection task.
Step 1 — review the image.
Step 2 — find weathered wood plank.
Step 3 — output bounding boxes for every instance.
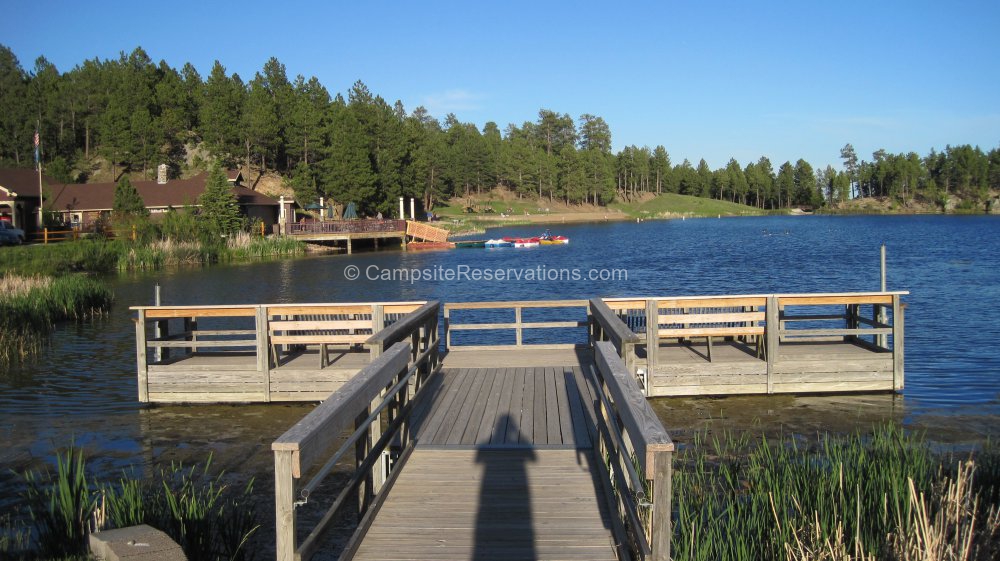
[505,368,527,445]
[476,368,508,444]
[143,307,257,318]
[565,367,593,448]
[461,369,498,445]
[532,368,548,445]
[266,304,373,316]
[544,368,562,444]
[443,369,490,445]
[658,326,764,338]
[657,311,765,324]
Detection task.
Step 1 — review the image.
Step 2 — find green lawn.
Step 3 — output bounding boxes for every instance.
[612,193,780,217]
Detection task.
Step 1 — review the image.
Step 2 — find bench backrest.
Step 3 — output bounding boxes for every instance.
[266,305,375,345]
[653,297,767,339]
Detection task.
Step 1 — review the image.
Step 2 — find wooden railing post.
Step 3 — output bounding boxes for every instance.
[256,306,271,402]
[645,299,658,371]
[135,309,149,402]
[765,295,779,394]
[514,305,523,346]
[650,449,673,561]
[43,227,48,244]
[274,449,297,561]
[892,295,904,390]
[444,306,451,350]
[373,304,385,333]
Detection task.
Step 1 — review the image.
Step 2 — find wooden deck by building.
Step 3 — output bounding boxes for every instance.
[283,219,449,253]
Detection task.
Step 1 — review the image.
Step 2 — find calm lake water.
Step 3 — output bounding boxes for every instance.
[2,214,999,509]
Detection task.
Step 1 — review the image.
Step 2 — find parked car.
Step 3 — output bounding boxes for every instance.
[0,220,26,245]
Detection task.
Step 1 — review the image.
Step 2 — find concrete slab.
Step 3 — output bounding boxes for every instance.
[89,524,187,561]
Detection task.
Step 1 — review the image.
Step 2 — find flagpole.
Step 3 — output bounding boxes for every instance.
[35,121,43,229]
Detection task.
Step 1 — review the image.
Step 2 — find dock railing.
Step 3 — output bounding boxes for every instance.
[132,301,431,402]
[443,299,589,350]
[603,291,907,394]
[592,341,674,561]
[286,219,405,236]
[588,297,643,380]
[776,292,905,390]
[272,340,437,561]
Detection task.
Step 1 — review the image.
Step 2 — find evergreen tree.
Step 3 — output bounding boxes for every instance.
[112,175,149,218]
[200,61,243,164]
[199,163,243,235]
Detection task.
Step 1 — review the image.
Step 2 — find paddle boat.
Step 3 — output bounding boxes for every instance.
[503,236,540,248]
[485,239,514,248]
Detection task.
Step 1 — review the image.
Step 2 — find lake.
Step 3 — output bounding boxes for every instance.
[2,214,999,509]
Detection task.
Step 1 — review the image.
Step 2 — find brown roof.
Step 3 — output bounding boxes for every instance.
[46,173,278,212]
[0,168,58,199]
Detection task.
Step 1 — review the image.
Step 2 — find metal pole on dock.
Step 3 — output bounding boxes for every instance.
[154,284,163,362]
[879,244,887,348]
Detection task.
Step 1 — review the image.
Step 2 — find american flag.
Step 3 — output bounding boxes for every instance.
[34,130,39,164]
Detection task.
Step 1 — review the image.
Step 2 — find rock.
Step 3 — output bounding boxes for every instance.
[987,198,1000,215]
[89,525,187,561]
[944,196,958,212]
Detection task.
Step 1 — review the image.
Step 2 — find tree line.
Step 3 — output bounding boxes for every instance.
[1,44,998,214]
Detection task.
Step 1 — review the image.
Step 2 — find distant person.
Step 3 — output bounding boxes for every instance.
[376,211,383,220]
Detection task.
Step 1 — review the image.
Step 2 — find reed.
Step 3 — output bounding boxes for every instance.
[672,425,999,561]
[0,274,114,369]
[20,447,259,561]
[21,446,95,557]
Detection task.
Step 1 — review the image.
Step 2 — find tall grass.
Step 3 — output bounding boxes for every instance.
[19,446,259,561]
[673,425,999,561]
[0,274,113,368]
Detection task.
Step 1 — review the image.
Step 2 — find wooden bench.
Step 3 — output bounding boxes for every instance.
[651,297,767,362]
[267,305,375,368]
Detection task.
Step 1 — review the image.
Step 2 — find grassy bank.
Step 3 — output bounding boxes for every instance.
[0,275,114,369]
[673,425,1000,560]
[612,192,782,218]
[3,446,257,561]
[0,234,306,277]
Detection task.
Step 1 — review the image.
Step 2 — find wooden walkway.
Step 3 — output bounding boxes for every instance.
[350,449,618,561]
[345,359,619,560]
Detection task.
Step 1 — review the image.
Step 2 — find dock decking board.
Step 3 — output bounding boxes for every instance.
[411,367,594,449]
[349,449,619,561]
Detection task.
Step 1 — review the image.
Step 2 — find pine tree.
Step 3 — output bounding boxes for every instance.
[199,163,243,235]
[112,175,149,218]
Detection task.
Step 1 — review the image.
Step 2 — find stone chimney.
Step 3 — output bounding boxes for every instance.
[157,164,167,185]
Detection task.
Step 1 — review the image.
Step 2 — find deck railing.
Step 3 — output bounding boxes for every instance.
[272,340,438,561]
[286,219,405,235]
[589,297,643,376]
[592,341,674,561]
[131,301,431,402]
[443,299,589,350]
[604,291,907,394]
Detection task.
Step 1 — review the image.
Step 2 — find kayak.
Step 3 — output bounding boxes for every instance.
[454,240,486,248]
[539,236,569,245]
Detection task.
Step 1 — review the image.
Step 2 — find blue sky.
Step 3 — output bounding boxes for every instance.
[3,0,998,170]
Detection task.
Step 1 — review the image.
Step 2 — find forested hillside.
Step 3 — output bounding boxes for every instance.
[1,45,998,215]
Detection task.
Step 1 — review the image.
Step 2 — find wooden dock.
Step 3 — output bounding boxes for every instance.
[283,219,449,253]
[131,291,907,559]
[272,341,672,561]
